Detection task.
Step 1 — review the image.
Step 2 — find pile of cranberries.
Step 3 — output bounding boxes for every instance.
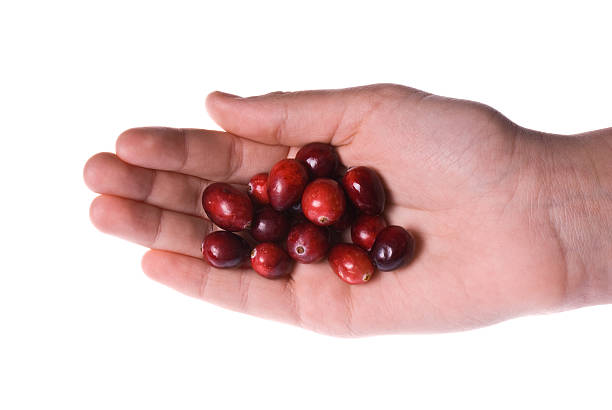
[201,143,415,284]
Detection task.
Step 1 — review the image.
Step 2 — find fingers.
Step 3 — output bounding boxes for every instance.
[115,127,289,183]
[84,153,209,218]
[205,84,422,147]
[89,195,210,258]
[90,194,298,325]
[84,152,153,200]
[141,250,300,325]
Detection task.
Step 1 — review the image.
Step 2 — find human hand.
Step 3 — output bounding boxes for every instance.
[84,84,612,336]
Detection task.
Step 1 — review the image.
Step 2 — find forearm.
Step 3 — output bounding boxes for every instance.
[540,128,612,308]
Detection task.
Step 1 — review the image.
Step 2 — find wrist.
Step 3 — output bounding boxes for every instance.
[535,129,612,309]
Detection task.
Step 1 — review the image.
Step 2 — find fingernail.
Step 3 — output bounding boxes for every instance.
[214,91,241,99]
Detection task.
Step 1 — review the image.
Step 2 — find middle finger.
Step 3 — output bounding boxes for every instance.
[115,127,289,183]
[85,152,219,218]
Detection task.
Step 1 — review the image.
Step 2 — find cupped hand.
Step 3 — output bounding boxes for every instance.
[84,84,568,336]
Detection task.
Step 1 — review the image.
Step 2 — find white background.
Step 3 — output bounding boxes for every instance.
[1,1,610,409]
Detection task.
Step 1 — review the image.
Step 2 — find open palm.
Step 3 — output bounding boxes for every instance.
[84,84,566,336]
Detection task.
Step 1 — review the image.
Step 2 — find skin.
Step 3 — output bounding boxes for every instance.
[83,84,612,337]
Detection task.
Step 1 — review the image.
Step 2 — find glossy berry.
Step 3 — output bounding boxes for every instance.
[342,166,386,215]
[250,243,294,279]
[370,226,415,271]
[267,159,309,211]
[351,214,387,251]
[286,221,330,263]
[295,142,339,178]
[247,173,269,205]
[250,206,290,242]
[301,178,346,226]
[328,243,375,284]
[202,182,254,231]
[202,231,250,269]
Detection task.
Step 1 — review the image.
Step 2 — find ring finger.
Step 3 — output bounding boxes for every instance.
[89,195,210,258]
[84,152,248,218]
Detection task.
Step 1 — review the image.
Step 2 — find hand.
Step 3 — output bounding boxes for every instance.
[84,84,611,336]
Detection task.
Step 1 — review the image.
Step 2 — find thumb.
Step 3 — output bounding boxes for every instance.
[205,84,421,147]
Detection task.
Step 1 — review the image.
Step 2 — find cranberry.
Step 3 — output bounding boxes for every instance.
[250,243,294,279]
[286,221,330,263]
[202,231,250,269]
[351,214,386,251]
[247,173,269,205]
[328,243,375,284]
[301,178,346,226]
[341,166,386,215]
[250,206,290,243]
[370,226,415,271]
[202,182,253,231]
[267,159,309,211]
[295,142,339,178]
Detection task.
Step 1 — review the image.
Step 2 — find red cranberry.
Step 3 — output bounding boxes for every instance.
[370,226,415,271]
[267,159,309,211]
[202,182,253,231]
[342,166,386,215]
[295,142,339,178]
[328,243,375,284]
[286,221,330,263]
[301,178,346,226]
[250,243,294,279]
[247,173,269,205]
[202,231,250,269]
[250,206,290,243]
[351,214,387,251]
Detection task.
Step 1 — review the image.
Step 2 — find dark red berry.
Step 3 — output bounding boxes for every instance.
[248,173,269,205]
[250,243,294,279]
[268,159,309,211]
[351,214,387,251]
[370,226,415,271]
[202,182,253,231]
[250,206,290,243]
[202,231,250,269]
[286,221,330,263]
[328,243,375,284]
[295,142,339,178]
[342,166,386,215]
[301,178,346,226]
